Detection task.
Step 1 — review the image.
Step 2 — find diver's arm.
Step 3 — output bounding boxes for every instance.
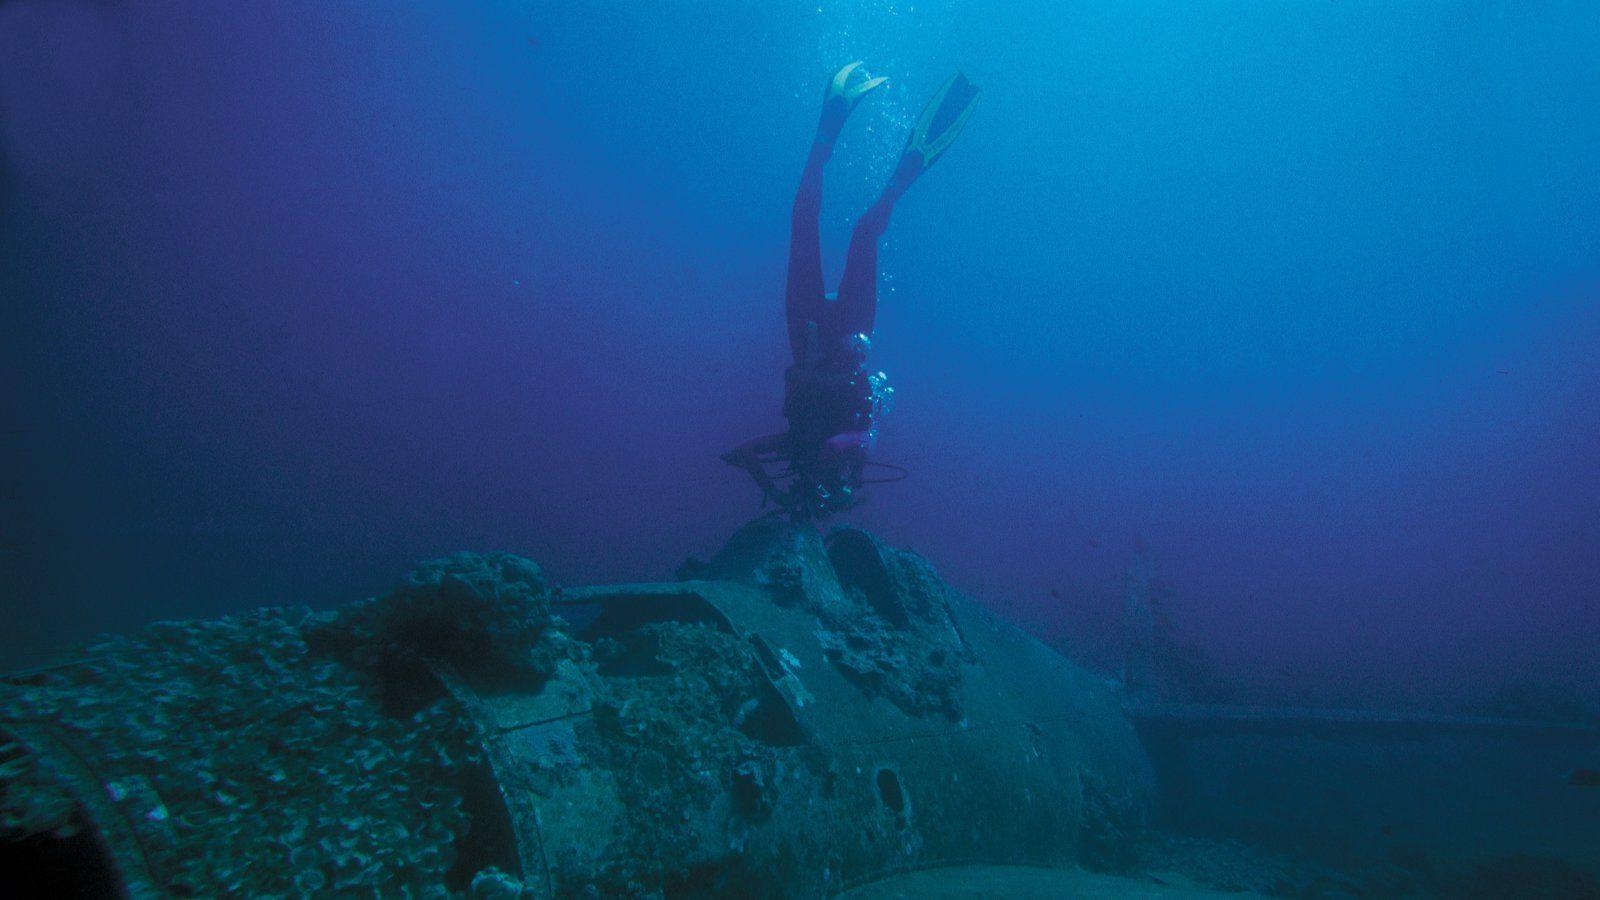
[821,430,873,458]
[722,433,788,503]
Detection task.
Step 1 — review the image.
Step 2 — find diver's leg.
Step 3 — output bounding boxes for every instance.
[832,75,980,344]
[788,63,888,363]
[832,196,894,342]
[786,142,829,364]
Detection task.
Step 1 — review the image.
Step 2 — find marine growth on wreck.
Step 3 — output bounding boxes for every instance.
[0,520,1154,898]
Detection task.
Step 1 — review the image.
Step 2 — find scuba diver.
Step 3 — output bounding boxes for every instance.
[723,63,980,520]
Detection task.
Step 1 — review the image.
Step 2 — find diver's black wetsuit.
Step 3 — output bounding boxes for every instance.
[720,131,898,519]
[725,65,977,520]
[785,139,894,366]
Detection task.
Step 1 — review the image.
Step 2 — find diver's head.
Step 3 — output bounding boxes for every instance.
[780,451,868,520]
[821,480,863,515]
[787,478,863,520]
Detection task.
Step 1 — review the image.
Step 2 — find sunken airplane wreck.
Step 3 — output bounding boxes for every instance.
[0,520,1154,897]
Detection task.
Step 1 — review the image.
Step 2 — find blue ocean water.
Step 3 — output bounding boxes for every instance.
[2,2,1599,894]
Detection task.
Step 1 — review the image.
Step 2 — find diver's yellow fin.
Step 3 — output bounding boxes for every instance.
[903,72,981,170]
[827,61,889,108]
